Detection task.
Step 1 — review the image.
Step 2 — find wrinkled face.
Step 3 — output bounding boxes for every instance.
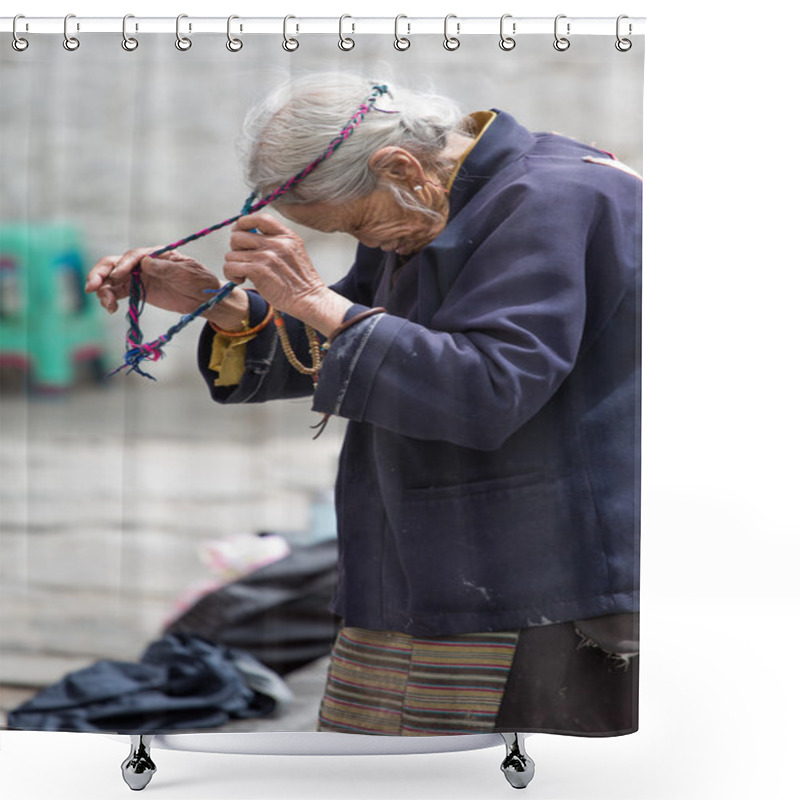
[278,189,447,257]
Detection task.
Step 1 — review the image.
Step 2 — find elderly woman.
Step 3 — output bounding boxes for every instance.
[87,74,641,739]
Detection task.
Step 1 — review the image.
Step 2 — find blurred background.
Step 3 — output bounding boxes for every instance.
[0,33,643,729]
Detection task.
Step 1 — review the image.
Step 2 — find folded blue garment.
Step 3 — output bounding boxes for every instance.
[6,633,291,733]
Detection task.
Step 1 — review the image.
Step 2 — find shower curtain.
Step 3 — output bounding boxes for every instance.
[0,18,643,747]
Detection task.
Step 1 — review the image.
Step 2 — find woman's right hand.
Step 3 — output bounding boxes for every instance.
[85,248,249,327]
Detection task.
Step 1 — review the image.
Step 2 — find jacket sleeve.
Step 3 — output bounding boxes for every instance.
[311,177,605,450]
[197,251,383,404]
[197,290,315,403]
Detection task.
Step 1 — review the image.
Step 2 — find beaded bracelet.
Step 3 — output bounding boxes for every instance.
[273,310,324,379]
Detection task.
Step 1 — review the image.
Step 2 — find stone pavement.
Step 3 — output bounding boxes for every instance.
[0,371,345,730]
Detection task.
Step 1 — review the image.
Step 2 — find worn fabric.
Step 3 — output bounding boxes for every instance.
[495,622,639,736]
[198,110,642,637]
[317,627,519,736]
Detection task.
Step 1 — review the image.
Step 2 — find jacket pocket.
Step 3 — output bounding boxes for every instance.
[404,470,549,501]
[392,471,595,619]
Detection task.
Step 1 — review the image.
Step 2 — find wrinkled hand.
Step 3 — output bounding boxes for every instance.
[85,248,241,320]
[225,214,351,336]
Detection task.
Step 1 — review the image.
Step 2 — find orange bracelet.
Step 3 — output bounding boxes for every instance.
[209,305,275,338]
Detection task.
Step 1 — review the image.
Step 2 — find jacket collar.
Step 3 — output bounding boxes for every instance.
[447,111,538,219]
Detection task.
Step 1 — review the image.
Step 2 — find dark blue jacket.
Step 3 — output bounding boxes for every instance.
[199,111,642,637]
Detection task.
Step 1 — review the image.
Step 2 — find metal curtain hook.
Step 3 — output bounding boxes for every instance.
[122,14,139,51]
[553,14,570,51]
[12,14,29,52]
[226,15,243,51]
[338,14,355,51]
[443,14,460,51]
[282,15,299,51]
[615,14,632,51]
[63,14,80,51]
[499,14,516,51]
[175,14,192,51]
[394,15,410,51]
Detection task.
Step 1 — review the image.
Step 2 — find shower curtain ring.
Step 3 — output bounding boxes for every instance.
[175,14,192,51]
[615,15,633,51]
[443,14,460,51]
[553,14,570,51]
[12,15,29,52]
[394,15,410,51]
[283,15,299,51]
[338,15,355,51]
[499,14,516,51]
[122,15,139,51]
[226,15,243,51]
[63,14,80,51]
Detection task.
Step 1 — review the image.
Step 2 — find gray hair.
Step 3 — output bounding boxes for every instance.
[240,73,473,218]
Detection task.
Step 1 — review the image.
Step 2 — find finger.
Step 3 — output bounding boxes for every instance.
[236,213,293,237]
[222,259,259,286]
[113,247,163,279]
[229,229,290,252]
[85,255,122,292]
[224,248,287,274]
[97,285,122,313]
[229,230,264,251]
[94,272,134,312]
[225,249,269,265]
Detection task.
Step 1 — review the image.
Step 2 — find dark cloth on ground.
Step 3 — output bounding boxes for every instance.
[165,539,339,675]
[6,634,291,733]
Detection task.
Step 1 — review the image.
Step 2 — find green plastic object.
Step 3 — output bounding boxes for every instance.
[0,223,106,390]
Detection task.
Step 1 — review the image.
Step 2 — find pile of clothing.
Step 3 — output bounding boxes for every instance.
[7,538,338,733]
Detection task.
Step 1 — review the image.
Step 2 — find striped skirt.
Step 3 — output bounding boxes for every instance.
[317,627,519,736]
[317,624,639,736]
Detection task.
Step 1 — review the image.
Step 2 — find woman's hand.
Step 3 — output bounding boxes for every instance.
[85,248,249,329]
[225,214,352,337]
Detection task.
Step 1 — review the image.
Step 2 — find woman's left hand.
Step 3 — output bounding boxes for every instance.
[225,213,351,337]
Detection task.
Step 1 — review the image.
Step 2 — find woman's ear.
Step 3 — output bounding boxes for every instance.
[368,147,425,188]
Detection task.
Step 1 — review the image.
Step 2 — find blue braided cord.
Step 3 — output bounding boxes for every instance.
[111,193,258,379]
[114,86,390,378]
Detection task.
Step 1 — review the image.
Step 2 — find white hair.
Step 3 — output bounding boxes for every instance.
[239,73,474,218]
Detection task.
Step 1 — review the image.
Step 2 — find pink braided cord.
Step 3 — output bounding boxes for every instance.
[114,85,392,378]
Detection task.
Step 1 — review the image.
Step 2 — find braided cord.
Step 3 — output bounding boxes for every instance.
[115,85,391,378]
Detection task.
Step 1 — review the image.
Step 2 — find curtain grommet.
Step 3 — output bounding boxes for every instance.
[226,15,243,52]
[12,15,29,51]
[553,14,570,52]
[338,15,355,51]
[394,15,410,51]
[443,14,460,51]
[499,14,516,51]
[121,15,139,51]
[282,15,299,51]
[175,14,192,51]
[63,14,80,51]
[615,15,633,51]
